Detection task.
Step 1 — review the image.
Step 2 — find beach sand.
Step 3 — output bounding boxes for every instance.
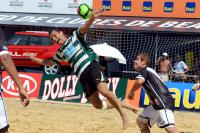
[4,98,199,133]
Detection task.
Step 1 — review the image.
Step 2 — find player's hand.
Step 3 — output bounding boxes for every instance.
[92,8,105,18]
[19,89,29,107]
[27,53,35,60]
[192,83,200,92]
[128,92,135,100]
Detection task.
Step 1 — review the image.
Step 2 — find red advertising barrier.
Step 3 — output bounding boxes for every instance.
[93,0,200,18]
[2,71,42,98]
[125,80,141,107]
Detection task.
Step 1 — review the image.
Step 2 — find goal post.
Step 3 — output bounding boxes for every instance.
[86,29,200,82]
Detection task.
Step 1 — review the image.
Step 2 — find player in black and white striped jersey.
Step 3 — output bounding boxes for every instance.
[0,27,29,133]
[128,53,179,133]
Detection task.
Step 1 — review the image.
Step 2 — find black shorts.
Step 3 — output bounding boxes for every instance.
[79,61,108,98]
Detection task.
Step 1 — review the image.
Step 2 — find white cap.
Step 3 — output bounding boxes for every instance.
[162,52,168,57]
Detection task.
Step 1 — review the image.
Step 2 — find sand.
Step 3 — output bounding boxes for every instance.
[4,98,200,133]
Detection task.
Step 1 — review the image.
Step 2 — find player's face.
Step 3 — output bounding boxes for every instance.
[134,56,145,71]
[49,31,65,44]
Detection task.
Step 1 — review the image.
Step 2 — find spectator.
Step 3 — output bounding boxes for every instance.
[156,52,172,81]
[195,55,200,76]
[172,55,189,81]
[99,56,108,72]
[99,56,119,77]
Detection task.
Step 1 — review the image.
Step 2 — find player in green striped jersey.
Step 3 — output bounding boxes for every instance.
[29,9,138,129]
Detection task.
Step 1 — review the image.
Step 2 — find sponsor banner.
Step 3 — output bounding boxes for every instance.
[125,80,141,107]
[2,71,42,98]
[0,12,86,28]
[94,16,200,33]
[1,12,200,33]
[39,75,129,104]
[39,75,82,102]
[140,82,200,111]
[93,0,200,18]
[0,0,92,15]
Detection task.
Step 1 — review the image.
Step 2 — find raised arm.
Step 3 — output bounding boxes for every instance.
[79,9,104,35]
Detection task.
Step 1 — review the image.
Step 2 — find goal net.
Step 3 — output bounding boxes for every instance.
[86,29,200,82]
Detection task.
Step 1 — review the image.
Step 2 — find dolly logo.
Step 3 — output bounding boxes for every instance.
[2,74,37,96]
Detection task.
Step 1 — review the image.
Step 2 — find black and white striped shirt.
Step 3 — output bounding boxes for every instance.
[137,67,174,110]
[53,29,96,78]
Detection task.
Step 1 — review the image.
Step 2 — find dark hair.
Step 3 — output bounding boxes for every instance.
[0,27,6,45]
[138,53,150,66]
[48,28,60,35]
[48,28,70,36]
[164,56,169,59]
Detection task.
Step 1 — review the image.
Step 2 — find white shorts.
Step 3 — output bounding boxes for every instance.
[139,105,175,128]
[0,93,9,130]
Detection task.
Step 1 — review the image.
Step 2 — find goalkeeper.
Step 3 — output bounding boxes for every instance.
[28,9,138,129]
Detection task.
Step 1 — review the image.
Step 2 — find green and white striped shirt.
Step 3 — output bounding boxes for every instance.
[53,30,96,78]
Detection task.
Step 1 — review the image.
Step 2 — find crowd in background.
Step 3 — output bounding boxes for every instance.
[156,52,190,82]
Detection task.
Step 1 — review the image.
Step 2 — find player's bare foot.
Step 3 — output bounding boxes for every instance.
[121,111,129,129]
[131,107,139,114]
[121,100,139,114]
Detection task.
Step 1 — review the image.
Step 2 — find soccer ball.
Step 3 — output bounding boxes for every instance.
[77,4,93,19]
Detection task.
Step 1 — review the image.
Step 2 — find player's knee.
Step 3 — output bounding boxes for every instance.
[97,83,109,94]
[165,127,179,133]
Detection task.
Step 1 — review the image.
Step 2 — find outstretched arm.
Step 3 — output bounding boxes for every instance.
[128,78,144,100]
[79,9,104,35]
[0,54,29,106]
[29,55,57,66]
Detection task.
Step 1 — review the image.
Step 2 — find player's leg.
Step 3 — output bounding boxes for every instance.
[101,98,138,113]
[136,116,150,133]
[120,100,138,113]
[0,93,9,133]
[157,109,179,133]
[88,90,134,129]
[84,61,129,128]
[97,82,129,129]
[88,90,136,114]
[88,91,104,109]
[137,105,157,133]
